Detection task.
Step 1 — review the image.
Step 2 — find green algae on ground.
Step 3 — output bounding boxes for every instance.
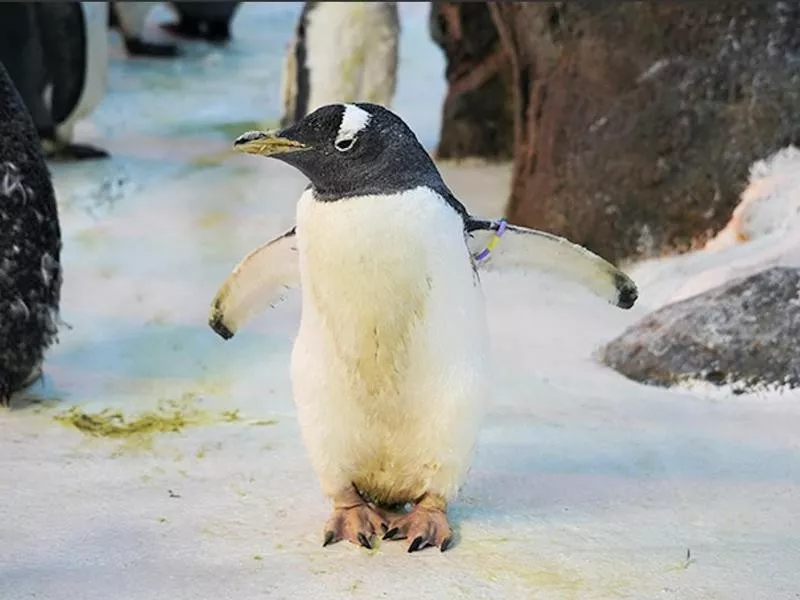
[195,441,223,459]
[54,396,267,457]
[54,398,207,439]
[461,539,632,599]
[221,409,241,422]
[52,394,248,440]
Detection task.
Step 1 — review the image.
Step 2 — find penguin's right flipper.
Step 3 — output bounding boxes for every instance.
[465,217,638,310]
[209,226,300,340]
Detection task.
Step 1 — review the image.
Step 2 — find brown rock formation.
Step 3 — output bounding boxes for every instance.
[487,2,800,263]
[430,2,513,160]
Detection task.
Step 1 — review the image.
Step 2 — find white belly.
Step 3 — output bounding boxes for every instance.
[290,187,488,504]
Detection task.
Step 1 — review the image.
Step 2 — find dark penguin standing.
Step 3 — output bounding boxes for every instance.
[109,2,179,58]
[0,2,108,162]
[160,2,242,44]
[0,61,63,405]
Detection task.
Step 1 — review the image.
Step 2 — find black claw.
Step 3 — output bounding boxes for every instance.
[440,537,453,552]
[357,533,372,549]
[408,536,424,553]
[322,531,335,547]
[383,527,399,541]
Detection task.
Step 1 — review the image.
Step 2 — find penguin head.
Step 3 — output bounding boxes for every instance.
[233,103,442,199]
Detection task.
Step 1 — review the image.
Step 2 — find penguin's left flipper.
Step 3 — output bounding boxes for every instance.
[465,216,638,310]
[209,226,300,340]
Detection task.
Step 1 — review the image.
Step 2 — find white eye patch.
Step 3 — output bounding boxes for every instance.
[335,104,372,148]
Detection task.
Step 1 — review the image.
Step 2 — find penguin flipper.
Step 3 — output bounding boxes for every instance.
[465,217,638,310]
[209,226,300,340]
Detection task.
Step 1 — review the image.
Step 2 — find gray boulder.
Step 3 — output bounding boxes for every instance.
[599,267,800,393]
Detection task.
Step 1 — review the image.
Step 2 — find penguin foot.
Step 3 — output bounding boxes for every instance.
[124,36,179,58]
[160,19,231,43]
[43,141,109,162]
[382,493,453,553]
[17,362,44,391]
[205,21,232,44]
[1,363,44,408]
[160,19,204,40]
[322,486,388,550]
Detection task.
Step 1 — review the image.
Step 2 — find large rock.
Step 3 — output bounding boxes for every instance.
[600,267,800,392]
[488,2,800,263]
[430,2,513,160]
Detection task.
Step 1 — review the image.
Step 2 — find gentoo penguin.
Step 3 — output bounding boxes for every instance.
[0,2,109,161]
[209,103,638,552]
[109,2,179,58]
[0,61,63,405]
[160,2,242,44]
[279,2,399,127]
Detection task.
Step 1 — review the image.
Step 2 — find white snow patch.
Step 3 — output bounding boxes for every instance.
[673,377,800,402]
[706,145,800,251]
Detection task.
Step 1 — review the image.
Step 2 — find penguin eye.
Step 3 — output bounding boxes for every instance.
[334,137,356,152]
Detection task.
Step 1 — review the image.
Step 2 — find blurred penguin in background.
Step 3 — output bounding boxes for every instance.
[160,2,242,44]
[0,2,109,161]
[0,60,63,406]
[280,2,399,127]
[109,2,179,58]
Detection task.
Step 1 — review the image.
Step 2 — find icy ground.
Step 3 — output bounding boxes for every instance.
[1,3,799,599]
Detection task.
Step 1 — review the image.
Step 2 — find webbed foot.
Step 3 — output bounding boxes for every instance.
[322,485,388,550]
[382,493,453,552]
[124,36,179,58]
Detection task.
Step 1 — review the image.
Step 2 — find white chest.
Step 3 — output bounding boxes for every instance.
[290,187,488,502]
[294,187,477,396]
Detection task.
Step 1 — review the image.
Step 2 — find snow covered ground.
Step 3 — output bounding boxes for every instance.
[1,3,799,599]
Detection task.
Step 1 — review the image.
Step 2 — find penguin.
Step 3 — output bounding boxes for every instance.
[109,2,179,58]
[160,2,242,44]
[0,60,63,406]
[0,2,109,161]
[38,2,110,159]
[208,103,638,552]
[279,2,399,127]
